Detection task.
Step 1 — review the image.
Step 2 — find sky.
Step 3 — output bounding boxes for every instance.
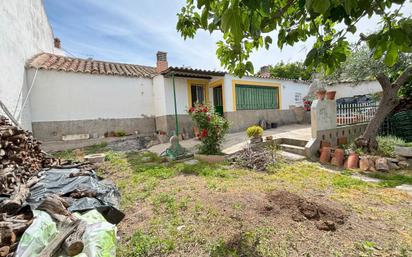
[43,0,412,71]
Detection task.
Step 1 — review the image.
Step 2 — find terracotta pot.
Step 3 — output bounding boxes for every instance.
[347,153,359,169]
[326,91,336,100]
[331,148,345,167]
[319,147,331,164]
[316,90,326,100]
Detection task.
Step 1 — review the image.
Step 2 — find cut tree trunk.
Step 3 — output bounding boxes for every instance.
[62,221,86,256]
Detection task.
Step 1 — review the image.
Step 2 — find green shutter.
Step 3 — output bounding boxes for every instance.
[235,85,278,110]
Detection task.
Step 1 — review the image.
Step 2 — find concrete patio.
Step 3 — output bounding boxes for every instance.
[148,124,311,155]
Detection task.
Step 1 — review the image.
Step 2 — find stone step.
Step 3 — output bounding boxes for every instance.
[280,138,308,147]
[279,144,306,156]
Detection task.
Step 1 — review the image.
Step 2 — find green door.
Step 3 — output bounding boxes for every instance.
[213,86,224,116]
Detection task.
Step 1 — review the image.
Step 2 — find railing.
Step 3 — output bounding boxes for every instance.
[337,102,379,126]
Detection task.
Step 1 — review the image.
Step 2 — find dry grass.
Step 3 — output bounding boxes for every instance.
[94,151,412,257]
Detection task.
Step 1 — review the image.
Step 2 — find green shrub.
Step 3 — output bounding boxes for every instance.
[246,125,263,138]
[188,104,229,155]
[114,131,127,137]
[376,136,405,157]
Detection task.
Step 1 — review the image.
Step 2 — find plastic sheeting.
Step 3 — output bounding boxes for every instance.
[15,210,117,257]
[27,168,124,224]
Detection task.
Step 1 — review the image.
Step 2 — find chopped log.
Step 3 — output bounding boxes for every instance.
[37,194,73,223]
[0,227,16,247]
[39,219,80,257]
[63,221,86,256]
[0,246,10,257]
[0,183,29,215]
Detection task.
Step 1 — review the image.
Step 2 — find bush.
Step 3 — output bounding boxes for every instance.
[376,135,405,157]
[188,104,229,155]
[246,125,263,138]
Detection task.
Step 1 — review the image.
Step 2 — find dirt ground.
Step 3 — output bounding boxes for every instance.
[96,152,412,257]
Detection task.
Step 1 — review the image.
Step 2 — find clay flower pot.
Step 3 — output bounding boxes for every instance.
[319,147,331,164]
[326,91,336,100]
[331,148,345,167]
[347,153,359,169]
[316,89,327,100]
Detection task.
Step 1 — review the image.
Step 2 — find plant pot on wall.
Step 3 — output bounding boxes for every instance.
[316,89,327,100]
[326,91,336,100]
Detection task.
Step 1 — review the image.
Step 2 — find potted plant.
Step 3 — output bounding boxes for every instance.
[316,88,327,100]
[188,104,229,163]
[326,91,336,100]
[246,125,264,144]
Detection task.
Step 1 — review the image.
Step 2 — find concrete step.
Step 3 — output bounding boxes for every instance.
[279,144,306,156]
[280,138,308,147]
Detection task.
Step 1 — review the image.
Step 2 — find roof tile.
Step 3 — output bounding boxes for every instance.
[27,53,157,78]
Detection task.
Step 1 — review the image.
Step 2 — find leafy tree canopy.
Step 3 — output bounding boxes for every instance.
[177,0,412,77]
[262,61,314,80]
[325,45,412,97]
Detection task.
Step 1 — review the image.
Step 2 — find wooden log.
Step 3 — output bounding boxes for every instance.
[0,183,29,215]
[0,227,16,247]
[63,221,86,256]
[39,219,80,257]
[0,246,10,257]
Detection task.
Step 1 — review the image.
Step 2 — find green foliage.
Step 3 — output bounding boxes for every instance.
[246,125,263,138]
[366,171,412,187]
[266,62,314,80]
[176,0,412,77]
[122,230,175,257]
[188,104,229,155]
[376,135,405,157]
[332,174,368,189]
[113,131,127,137]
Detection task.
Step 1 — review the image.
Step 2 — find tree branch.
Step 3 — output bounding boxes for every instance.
[376,73,391,90]
[393,65,412,89]
[272,0,296,20]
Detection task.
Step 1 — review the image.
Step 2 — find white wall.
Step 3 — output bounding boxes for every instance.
[0,0,55,129]
[29,70,155,122]
[224,75,309,111]
[328,81,382,99]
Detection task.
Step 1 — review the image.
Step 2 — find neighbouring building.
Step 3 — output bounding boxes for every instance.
[26,52,310,141]
[0,0,58,130]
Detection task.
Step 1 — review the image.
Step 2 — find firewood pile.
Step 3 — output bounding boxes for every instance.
[0,116,56,256]
[0,116,56,196]
[228,145,277,171]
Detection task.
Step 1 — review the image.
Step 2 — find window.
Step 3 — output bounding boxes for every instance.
[190,84,205,106]
[235,85,279,110]
[295,92,302,105]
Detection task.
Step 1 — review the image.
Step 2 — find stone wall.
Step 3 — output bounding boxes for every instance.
[32,117,156,141]
[224,109,310,133]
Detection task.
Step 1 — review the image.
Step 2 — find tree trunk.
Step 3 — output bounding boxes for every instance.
[355,69,410,151]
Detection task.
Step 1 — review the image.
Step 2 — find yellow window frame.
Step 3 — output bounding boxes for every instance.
[209,79,225,112]
[187,80,209,107]
[231,80,282,111]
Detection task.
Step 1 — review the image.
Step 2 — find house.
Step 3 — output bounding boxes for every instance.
[25,52,310,141]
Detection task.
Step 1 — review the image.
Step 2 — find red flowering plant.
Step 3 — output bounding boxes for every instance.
[188,103,229,155]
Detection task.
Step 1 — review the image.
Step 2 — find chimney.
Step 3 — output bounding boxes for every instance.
[54,38,61,49]
[156,51,168,73]
[260,65,270,78]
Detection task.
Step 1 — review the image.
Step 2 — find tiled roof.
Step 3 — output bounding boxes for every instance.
[251,74,311,84]
[161,66,225,78]
[27,53,157,78]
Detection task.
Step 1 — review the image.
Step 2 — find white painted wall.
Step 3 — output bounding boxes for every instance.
[29,70,155,122]
[223,75,310,111]
[0,0,55,129]
[328,80,382,99]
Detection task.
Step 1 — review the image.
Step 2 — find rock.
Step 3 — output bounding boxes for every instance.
[84,153,106,163]
[398,161,410,169]
[375,157,389,172]
[184,159,199,165]
[396,155,407,161]
[387,161,400,170]
[316,220,336,231]
[386,157,399,163]
[359,158,370,171]
[368,159,376,172]
[395,146,412,158]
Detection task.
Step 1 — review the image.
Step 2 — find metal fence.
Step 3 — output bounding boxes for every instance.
[337,102,379,126]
